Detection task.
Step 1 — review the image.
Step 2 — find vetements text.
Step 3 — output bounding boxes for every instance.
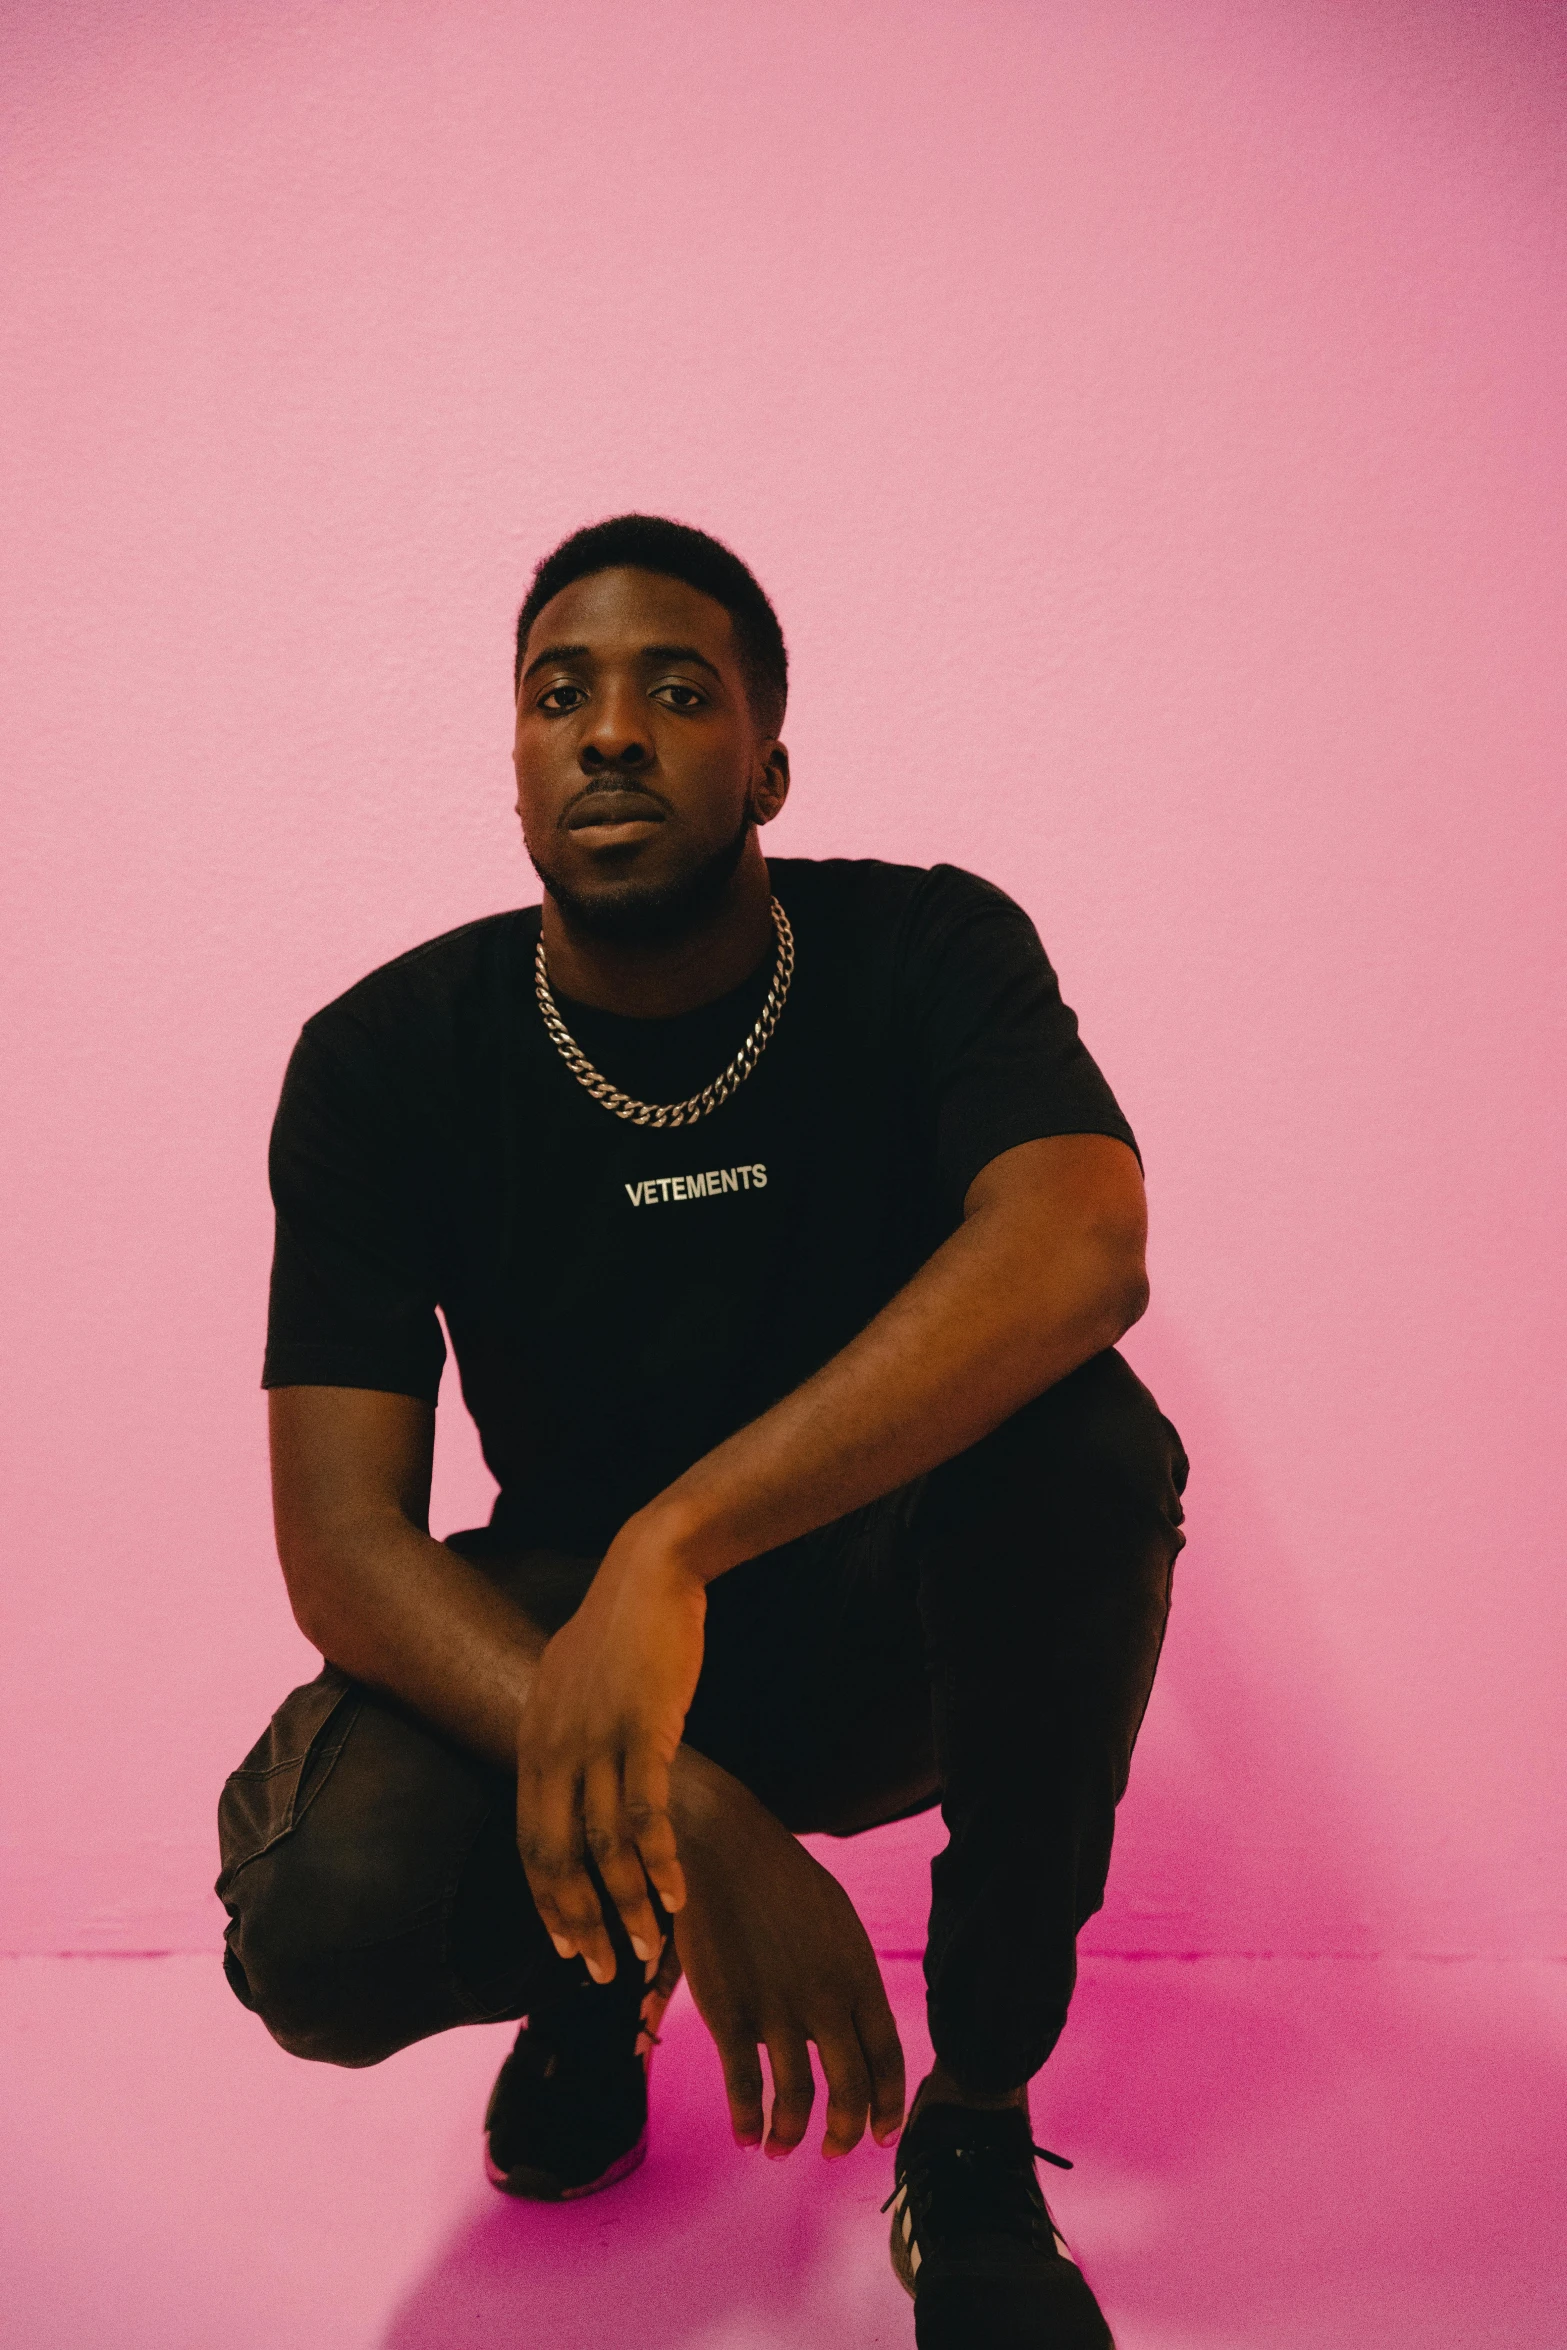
[624,1165,768,1206]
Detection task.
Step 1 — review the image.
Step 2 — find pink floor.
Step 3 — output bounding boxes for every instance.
[4,1947,1564,2350]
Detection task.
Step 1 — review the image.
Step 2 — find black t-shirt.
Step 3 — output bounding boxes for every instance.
[263,857,1137,1551]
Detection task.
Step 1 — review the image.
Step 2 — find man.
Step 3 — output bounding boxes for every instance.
[218,514,1187,2349]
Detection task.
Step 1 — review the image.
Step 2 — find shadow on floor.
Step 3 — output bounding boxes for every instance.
[380,1951,1567,2350]
[380,1976,918,2350]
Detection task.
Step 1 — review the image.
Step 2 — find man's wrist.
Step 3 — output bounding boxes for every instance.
[667,1744,727,1838]
[627,1487,740,1588]
[668,1743,767,1854]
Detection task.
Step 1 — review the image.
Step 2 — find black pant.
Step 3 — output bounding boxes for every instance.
[217,1349,1187,2097]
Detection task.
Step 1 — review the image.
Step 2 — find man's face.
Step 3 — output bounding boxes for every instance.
[513,566,787,941]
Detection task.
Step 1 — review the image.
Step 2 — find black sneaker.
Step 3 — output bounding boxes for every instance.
[484,1942,681,2201]
[884,2102,1114,2347]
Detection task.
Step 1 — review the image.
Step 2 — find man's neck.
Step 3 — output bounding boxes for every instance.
[539,842,775,1020]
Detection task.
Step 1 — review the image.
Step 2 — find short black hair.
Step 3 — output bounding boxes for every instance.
[514,514,788,738]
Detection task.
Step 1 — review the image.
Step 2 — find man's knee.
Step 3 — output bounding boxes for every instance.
[1033,1348,1188,1517]
[218,1687,503,2067]
[1061,1344,1184,1504]
[937,1349,1187,1537]
[221,1822,439,2067]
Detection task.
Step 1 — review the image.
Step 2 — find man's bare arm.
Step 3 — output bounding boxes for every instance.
[516,1130,1150,1974]
[662,1130,1148,1574]
[269,1386,541,1771]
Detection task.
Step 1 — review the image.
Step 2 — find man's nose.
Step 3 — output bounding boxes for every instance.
[580,682,652,770]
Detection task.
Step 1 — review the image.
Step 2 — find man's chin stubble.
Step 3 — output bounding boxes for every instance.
[528,819,753,947]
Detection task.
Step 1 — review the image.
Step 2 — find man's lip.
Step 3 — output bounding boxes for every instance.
[564,794,667,831]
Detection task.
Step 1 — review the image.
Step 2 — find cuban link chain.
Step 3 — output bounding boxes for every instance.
[534,896,796,1129]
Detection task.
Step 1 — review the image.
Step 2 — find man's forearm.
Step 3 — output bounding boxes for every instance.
[284,1511,738,1825]
[285,1512,545,1769]
[645,1137,1148,1587]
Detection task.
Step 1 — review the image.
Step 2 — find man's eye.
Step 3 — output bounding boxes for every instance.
[655,683,704,710]
[537,684,586,713]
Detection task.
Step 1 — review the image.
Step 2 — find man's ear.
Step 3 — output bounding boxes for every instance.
[751,742,790,827]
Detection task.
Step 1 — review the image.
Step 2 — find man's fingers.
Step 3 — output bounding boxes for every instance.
[517,1767,616,1984]
[854,1989,908,2145]
[515,1765,577,1943]
[623,1745,685,1917]
[815,2029,873,2158]
[582,1761,663,1973]
[763,2029,815,2158]
[711,2014,766,2149]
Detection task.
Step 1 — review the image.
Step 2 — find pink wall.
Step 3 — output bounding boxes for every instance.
[3,0,1563,1979]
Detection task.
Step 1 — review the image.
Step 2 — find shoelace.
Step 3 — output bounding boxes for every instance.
[516,1976,662,2084]
[491,1983,655,2174]
[882,2135,1073,2248]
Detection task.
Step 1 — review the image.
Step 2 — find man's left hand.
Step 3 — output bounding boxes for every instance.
[514,1510,707,1982]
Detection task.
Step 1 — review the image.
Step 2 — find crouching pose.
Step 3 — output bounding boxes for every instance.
[218,515,1187,2349]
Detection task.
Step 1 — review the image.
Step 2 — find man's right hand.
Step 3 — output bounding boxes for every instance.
[668,1750,906,2160]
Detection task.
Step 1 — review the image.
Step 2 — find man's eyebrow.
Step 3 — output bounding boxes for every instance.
[521,643,590,684]
[636,643,723,682]
[522,641,727,687]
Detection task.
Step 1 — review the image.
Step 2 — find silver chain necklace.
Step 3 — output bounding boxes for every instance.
[534,897,796,1129]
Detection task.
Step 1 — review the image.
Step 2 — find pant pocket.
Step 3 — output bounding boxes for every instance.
[215,1666,358,1897]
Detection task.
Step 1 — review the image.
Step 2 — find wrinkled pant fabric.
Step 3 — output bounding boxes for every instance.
[217,1347,1187,2096]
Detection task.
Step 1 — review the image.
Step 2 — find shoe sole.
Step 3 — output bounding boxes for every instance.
[486,2125,649,2202]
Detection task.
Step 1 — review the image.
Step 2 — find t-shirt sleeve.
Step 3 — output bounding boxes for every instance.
[261,1014,447,1402]
[899,864,1139,1207]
